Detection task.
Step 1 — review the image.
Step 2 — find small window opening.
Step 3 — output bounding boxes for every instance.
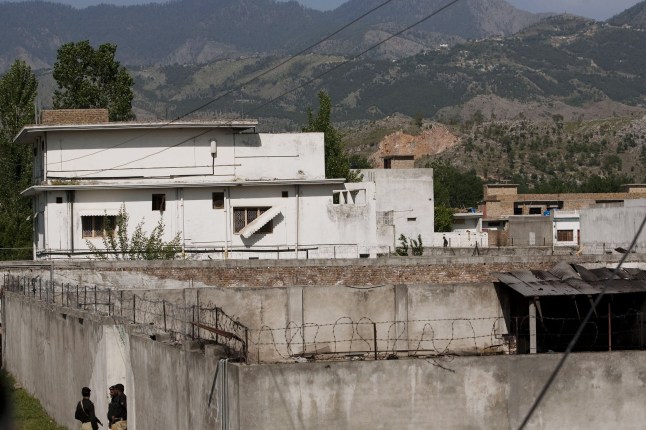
[212,192,225,209]
[529,207,542,215]
[56,197,63,204]
[407,217,417,222]
[282,191,289,198]
[152,194,166,211]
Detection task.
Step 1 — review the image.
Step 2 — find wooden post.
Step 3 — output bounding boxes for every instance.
[529,299,537,354]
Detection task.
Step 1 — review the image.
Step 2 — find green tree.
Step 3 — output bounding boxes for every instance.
[434,206,454,233]
[304,91,360,181]
[428,161,483,208]
[0,60,38,260]
[53,41,135,121]
[86,205,181,260]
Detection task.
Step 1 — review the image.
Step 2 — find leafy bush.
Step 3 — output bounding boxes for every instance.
[86,205,181,260]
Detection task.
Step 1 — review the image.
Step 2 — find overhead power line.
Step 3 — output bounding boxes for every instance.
[71,0,463,178]
[248,0,461,115]
[48,0,398,167]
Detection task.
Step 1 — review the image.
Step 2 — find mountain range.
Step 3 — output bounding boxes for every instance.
[0,0,547,70]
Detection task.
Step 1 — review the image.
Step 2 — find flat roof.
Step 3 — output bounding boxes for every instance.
[21,178,346,196]
[13,120,259,143]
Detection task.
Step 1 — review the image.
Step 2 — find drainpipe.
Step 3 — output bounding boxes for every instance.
[295,185,300,258]
[68,191,75,255]
[224,187,230,259]
[180,188,186,258]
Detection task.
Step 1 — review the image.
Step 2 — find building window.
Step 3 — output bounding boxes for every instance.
[56,197,63,204]
[152,194,166,211]
[332,189,366,205]
[212,192,225,209]
[81,216,117,238]
[282,191,289,198]
[377,211,394,226]
[529,207,542,215]
[557,230,574,242]
[233,207,273,234]
[407,217,417,222]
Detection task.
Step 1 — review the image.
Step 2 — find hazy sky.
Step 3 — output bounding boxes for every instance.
[0,0,641,21]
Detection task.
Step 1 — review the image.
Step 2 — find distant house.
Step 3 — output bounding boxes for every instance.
[480,183,646,248]
[16,110,434,260]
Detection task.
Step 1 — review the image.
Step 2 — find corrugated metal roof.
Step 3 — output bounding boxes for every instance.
[494,264,646,297]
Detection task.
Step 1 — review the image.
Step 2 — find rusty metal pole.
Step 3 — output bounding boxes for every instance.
[215,308,219,344]
[163,300,167,331]
[373,323,378,360]
[191,305,195,339]
[245,328,249,363]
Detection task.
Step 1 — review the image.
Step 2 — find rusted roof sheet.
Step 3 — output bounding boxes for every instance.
[494,264,646,297]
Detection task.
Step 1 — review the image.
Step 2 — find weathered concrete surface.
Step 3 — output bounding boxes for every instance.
[1,294,132,430]
[2,252,645,290]
[5,292,646,430]
[581,200,646,254]
[233,351,646,430]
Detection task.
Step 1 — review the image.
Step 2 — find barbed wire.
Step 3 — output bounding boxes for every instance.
[2,274,249,361]
[5,274,645,365]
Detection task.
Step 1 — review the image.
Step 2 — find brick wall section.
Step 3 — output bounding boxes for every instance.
[132,261,563,287]
[2,254,636,288]
[485,192,646,218]
[41,109,110,125]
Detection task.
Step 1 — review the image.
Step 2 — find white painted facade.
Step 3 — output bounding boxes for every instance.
[17,119,433,260]
[552,210,580,247]
[362,169,434,251]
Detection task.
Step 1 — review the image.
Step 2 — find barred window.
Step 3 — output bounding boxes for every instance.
[377,211,394,226]
[233,207,272,234]
[81,216,117,238]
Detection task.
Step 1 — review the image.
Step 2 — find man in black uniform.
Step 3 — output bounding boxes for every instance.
[75,386,102,430]
[108,384,127,429]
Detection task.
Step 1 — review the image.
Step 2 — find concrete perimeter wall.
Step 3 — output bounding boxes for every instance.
[1,294,136,430]
[135,282,507,362]
[4,292,646,430]
[233,351,646,430]
[2,253,644,290]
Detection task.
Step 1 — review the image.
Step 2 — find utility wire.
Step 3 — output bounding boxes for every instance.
[179,0,399,119]
[48,0,398,167]
[248,0,461,115]
[517,213,646,430]
[71,0,463,178]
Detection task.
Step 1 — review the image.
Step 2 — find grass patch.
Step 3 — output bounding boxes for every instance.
[1,370,65,430]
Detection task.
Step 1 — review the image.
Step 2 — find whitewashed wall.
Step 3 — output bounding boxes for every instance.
[43,129,325,181]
